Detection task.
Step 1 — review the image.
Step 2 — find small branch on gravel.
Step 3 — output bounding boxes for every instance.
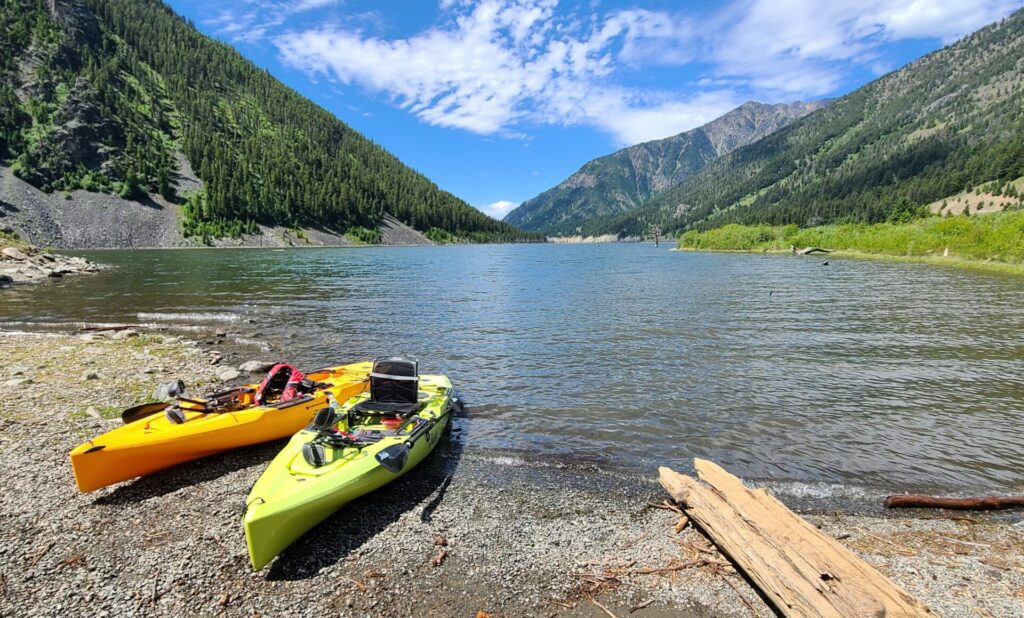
[854,527,918,556]
[151,569,161,606]
[629,599,654,613]
[674,515,690,533]
[585,593,619,618]
[633,557,731,575]
[29,541,54,566]
[717,571,758,616]
[941,537,991,549]
[648,500,684,515]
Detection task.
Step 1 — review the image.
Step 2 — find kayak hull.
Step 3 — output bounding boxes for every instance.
[244,374,452,570]
[70,362,372,492]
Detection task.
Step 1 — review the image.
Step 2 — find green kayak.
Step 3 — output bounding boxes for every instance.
[243,357,454,570]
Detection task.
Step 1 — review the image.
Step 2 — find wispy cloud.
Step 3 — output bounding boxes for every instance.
[709,0,1023,97]
[261,0,1020,144]
[204,0,342,44]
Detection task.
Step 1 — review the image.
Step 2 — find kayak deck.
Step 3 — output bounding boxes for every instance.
[243,374,453,570]
[69,362,372,492]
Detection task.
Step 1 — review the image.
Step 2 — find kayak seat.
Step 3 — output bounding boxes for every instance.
[352,356,421,417]
[350,399,426,416]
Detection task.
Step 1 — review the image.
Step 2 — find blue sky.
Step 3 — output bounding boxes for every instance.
[166,0,1022,219]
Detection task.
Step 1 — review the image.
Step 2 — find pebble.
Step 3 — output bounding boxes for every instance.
[82,371,101,381]
[218,369,241,382]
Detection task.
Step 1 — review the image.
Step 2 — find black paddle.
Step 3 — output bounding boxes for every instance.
[120,401,171,424]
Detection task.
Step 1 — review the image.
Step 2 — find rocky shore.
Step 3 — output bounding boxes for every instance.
[1,166,433,249]
[0,329,1022,617]
[0,243,100,286]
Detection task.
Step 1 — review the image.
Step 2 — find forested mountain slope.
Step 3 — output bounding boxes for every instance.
[0,0,540,243]
[505,101,829,236]
[590,9,1024,238]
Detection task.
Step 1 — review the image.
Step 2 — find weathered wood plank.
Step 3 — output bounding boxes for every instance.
[659,460,932,617]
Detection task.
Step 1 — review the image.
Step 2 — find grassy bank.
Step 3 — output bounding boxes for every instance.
[677,212,1024,272]
[0,228,26,250]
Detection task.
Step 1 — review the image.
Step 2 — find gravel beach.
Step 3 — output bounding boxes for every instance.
[0,330,1022,617]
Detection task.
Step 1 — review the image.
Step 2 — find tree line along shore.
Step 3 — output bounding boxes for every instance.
[676,210,1024,274]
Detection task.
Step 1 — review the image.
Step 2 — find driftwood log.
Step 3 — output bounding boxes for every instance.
[885,494,1024,510]
[791,246,833,255]
[80,324,135,332]
[660,460,932,617]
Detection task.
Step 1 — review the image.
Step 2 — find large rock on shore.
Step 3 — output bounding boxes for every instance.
[2,247,29,260]
[238,360,274,373]
[0,243,100,285]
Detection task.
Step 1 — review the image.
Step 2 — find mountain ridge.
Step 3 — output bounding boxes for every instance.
[505,100,831,236]
[582,9,1024,237]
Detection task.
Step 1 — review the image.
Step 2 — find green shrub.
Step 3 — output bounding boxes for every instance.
[346,226,382,244]
[677,212,1024,263]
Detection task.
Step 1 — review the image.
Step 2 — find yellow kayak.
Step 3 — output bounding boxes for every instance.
[70,362,371,492]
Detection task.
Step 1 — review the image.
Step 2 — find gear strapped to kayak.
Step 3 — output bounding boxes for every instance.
[154,363,335,425]
[69,361,373,493]
[243,358,455,570]
[254,362,306,405]
[300,358,433,468]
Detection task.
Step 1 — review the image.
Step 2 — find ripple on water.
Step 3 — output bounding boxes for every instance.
[2,245,1022,492]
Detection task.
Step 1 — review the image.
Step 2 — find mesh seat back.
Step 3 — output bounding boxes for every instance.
[369,357,418,404]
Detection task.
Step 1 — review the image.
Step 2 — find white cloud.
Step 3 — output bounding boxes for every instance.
[291,0,340,12]
[478,200,519,218]
[274,0,715,143]
[711,0,1022,96]
[269,0,1020,144]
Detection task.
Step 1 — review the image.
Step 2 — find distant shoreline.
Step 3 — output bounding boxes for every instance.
[674,246,1024,275]
[675,214,1024,276]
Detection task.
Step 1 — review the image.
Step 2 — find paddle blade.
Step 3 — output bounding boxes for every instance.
[375,444,409,474]
[121,401,170,424]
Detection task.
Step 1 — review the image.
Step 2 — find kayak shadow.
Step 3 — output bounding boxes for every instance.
[266,398,467,581]
[92,440,287,506]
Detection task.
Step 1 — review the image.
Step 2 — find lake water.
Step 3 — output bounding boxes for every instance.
[2,244,1023,493]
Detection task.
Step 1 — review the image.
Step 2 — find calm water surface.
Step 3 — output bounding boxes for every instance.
[2,244,1023,492]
